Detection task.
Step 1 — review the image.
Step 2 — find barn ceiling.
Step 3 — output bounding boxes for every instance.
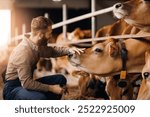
[0,0,126,9]
[14,0,90,9]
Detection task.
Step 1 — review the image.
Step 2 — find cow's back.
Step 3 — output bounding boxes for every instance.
[96,19,140,38]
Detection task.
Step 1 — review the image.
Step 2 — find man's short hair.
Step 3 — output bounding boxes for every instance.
[31,16,53,31]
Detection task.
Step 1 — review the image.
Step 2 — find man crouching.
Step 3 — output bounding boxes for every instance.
[3,16,83,100]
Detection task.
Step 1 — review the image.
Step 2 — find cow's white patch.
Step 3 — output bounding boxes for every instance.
[113,5,128,19]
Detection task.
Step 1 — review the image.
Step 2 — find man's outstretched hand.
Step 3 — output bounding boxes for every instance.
[68,47,85,55]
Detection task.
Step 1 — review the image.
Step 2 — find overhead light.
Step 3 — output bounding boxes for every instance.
[52,0,61,2]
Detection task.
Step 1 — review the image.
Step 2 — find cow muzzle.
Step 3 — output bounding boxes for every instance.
[68,53,81,66]
[114,3,123,9]
[68,52,78,60]
[68,53,74,58]
[113,3,127,19]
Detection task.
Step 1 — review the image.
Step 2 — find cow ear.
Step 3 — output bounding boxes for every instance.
[73,28,81,34]
[74,28,84,38]
[109,42,119,57]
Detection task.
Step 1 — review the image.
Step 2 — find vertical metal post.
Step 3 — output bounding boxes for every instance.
[15,27,18,45]
[44,13,49,18]
[91,0,96,44]
[63,4,67,41]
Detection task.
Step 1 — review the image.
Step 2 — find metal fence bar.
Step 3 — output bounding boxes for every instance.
[91,0,96,40]
[52,6,114,29]
[12,6,114,41]
[63,4,67,40]
[48,34,150,46]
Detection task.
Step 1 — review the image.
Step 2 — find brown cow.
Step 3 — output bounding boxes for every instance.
[56,28,91,44]
[33,58,54,80]
[106,74,142,100]
[137,49,150,100]
[71,71,109,100]
[68,0,150,100]
[113,0,150,32]
[69,0,150,75]
[96,0,150,38]
[53,28,92,75]
[69,38,150,76]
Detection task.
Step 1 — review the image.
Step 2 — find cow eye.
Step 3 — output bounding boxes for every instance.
[94,48,103,53]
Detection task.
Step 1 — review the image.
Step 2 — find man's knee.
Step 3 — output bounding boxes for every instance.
[57,74,67,85]
[37,74,67,86]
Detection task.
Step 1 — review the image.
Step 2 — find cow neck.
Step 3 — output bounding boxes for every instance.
[118,39,128,80]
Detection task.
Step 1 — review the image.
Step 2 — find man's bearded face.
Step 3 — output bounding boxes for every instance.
[37,36,48,46]
[37,26,52,46]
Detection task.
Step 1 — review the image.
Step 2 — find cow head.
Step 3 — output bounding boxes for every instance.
[142,49,150,80]
[37,58,52,71]
[106,74,142,100]
[72,71,109,99]
[113,0,150,32]
[69,38,122,76]
[137,49,150,99]
[68,28,91,42]
[69,38,149,76]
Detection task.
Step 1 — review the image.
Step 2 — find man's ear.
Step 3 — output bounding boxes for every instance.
[109,42,119,57]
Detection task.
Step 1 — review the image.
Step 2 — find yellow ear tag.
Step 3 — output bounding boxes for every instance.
[120,71,127,79]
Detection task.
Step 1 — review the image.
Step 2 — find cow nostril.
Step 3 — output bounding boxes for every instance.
[118,80,127,88]
[68,53,74,58]
[143,72,150,79]
[115,3,123,9]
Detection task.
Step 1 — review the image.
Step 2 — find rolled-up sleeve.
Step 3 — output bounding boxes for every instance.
[38,46,70,58]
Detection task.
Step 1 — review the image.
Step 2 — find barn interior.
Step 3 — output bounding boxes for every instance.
[0,0,134,100]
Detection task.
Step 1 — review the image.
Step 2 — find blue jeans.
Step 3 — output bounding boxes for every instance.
[3,74,67,100]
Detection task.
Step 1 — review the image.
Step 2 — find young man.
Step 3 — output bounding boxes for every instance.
[3,16,83,100]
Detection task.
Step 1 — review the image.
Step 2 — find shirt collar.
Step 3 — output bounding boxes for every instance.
[24,34,38,51]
